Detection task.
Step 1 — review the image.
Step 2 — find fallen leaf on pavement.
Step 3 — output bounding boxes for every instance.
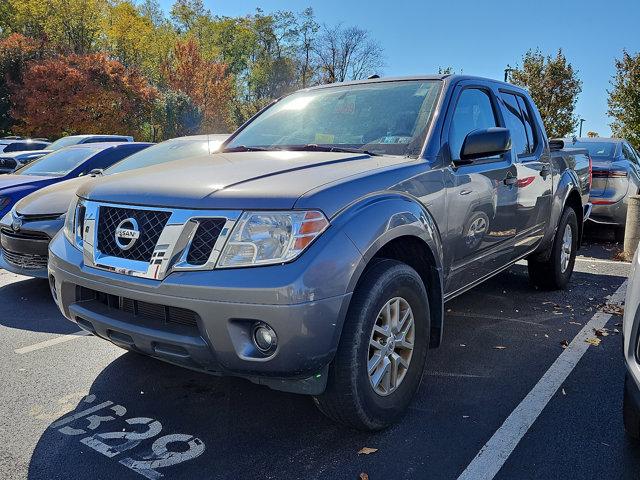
[594,328,609,337]
[601,303,625,316]
[359,473,369,480]
[560,340,569,348]
[569,321,582,326]
[585,337,601,346]
[562,388,566,395]
[358,448,378,455]
[494,346,507,350]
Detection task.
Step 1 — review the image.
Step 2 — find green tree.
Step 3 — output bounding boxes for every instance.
[608,50,640,148]
[510,49,582,138]
[153,90,202,140]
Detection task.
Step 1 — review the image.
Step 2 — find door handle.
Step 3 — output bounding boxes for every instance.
[540,165,551,178]
[503,174,517,186]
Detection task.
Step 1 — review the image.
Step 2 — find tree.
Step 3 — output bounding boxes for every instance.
[608,50,640,148]
[170,0,206,33]
[298,7,319,88]
[10,53,158,138]
[152,90,202,140]
[510,49,582,138]
[314,24,384,83]
[587,131,599,138]
[164,38,234,132]
[0,34,40,135]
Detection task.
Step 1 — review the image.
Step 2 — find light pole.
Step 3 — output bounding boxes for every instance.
[579,119,586,137]
[504,68,513,82]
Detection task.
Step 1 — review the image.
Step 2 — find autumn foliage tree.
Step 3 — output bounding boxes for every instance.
[164,38,234,132]
[10,53,157,138]
[510,49,582,138]
[0,33,40,134]
[608,50,640,149]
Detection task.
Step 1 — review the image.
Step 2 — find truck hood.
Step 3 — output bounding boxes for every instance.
[15,176,94,216]
[80,151,413,211]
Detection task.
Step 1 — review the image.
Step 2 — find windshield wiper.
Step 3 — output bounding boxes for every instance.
[222,145,273,153]
[290,144,380,156]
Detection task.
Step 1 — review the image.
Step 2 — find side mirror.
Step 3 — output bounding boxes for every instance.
[458,128,512,164]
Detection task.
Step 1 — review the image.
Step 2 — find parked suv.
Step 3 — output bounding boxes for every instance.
[566,137,640,241]
[49,75,591,430]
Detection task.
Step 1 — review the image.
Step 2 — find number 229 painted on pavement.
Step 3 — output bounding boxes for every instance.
[50,394,205,479]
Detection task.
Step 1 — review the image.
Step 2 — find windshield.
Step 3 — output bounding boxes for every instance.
[16,147,96,176]
[226,80,441,157]
[572,141,617,159]
[106,138,210,174]
[48,136,81,151]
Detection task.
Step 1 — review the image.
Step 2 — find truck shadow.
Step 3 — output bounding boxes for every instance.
[0,275,78,334]
[26,265,635,480]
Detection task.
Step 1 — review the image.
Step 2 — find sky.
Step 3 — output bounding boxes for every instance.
[159,0,640,137]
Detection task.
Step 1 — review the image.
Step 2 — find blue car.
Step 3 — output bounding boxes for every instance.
[0,142,152,217]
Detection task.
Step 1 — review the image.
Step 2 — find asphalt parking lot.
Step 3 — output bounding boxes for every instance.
[0,234,638,480]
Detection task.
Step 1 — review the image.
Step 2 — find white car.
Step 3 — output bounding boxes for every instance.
[623,247,640,438]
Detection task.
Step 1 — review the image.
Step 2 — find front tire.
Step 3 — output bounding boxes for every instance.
[528,207,578,290]
[313,259,430,431]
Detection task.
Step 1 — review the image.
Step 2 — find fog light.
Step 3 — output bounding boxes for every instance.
[253,323,277,353]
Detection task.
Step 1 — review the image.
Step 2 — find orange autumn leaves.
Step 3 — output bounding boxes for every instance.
[4,34,233,138]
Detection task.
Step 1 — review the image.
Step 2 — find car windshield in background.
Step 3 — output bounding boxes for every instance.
[225,80,442,157]
[15,147,95,176]
[106,139,209,174]
[47,136,80,151]
[572,141,617,159]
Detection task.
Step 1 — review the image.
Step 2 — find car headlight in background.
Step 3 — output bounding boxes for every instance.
[217,210,329,267]
[63,197,85,249]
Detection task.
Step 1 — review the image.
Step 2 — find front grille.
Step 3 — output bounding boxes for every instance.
[1,227,50,241]
[78,287,199,327]
[186,218,226,265]
[2,248,47,270]
[97,206,171,262]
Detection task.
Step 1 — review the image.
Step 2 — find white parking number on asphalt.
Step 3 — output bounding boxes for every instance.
[49,394,205,479]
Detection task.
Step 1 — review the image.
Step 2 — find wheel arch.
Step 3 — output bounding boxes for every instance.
[337,194,445,349]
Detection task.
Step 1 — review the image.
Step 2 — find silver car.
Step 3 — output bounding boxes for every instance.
[566,137,640,241]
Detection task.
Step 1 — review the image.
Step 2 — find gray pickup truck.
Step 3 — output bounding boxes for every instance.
[48,75,591,430]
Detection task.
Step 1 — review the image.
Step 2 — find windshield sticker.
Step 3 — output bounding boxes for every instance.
[315,133,335,144]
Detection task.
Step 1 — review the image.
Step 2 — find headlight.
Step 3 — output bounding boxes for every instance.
[217,210,329,267]
[63,197,85,249]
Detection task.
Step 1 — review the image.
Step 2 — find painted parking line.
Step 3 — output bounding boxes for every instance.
[575,256,631,265]
[14,331,91,354]
[457,280,627,480]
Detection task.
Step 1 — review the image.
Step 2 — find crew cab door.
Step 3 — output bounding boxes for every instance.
[443,84,518,295]
[497,90,552,257]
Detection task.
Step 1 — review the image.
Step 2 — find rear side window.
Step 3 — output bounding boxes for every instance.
[499,93,529,157]
[622,143,639,166]
[3,142,47,152]
[81,146,146,173]
[449,88,498,161]
[516,96,538,152]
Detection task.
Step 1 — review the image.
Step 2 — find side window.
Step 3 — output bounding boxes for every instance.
[622,144,639,165]
[499,92,529,157]
[516,95,538,153]
[449,88,498,161]
[78,150,127,174]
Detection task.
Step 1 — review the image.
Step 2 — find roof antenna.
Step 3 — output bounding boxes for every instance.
[367,74,380,79]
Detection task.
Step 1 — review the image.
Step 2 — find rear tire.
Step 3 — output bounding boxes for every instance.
[313,259,430,431]
[528,207,578,290]
[624,373,640,440]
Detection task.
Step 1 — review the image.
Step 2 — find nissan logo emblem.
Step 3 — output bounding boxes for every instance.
[115,218,140,250]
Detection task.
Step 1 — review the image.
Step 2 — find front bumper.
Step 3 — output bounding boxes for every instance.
[48,230,360,394]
